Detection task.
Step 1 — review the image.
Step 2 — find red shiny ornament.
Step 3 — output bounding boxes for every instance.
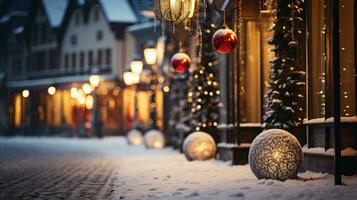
[212,27,238,54]
[171,52,191,73]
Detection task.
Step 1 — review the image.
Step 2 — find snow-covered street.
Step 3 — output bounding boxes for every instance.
[0,137,357,200]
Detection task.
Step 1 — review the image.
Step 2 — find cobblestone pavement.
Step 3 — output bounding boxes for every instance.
[0,137,122,200]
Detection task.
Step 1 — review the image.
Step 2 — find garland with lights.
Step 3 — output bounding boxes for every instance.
[263,0,305,131]
[188,3,220,142]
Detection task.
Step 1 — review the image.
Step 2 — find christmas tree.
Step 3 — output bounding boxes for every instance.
[168,73,191,148]
[264,0,305,131]
[188,3,220,142]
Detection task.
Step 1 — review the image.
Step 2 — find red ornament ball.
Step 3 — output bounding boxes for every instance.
[212,27,238,54]
[171,52,191,73]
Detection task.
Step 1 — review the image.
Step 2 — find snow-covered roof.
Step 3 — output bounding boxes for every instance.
[42,0,69,27]
[100,0,137,23]
[0,11,28,24]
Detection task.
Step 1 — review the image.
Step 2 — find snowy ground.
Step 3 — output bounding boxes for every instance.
[0,137,357,200]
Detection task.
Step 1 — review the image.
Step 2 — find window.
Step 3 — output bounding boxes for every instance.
[239,20,274,123]
[64,54,69,69]
[72,53,76,68]
[88,51,93,67]
[96,30,103,41]
[75,11,81,25]
[105,48,111,66]
[94,6,100,22]
[97,49,102,66]
[307,0,356,118]
[80,51,85,69]
[70,35,77,46]
[49,49,58,69]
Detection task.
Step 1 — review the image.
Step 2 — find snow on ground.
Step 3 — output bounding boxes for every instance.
[0,136,357,200]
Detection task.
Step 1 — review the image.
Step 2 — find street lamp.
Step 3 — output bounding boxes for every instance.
[21,89,29,133]
[144,41,160,129]
[144,41,158,66]
[89,74,101,138]
[130,55,144,74]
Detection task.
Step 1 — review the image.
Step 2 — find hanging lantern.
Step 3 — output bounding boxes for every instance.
[144,129,165,149]
[212,27,238,54]
[183,131,217,161]
[127,129,143,145]
[171,52,191,73]
[249,129,303,181]
[153,0,195,23]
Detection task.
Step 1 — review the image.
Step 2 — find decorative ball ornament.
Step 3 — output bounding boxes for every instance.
[249,129,303,181]
[183,131,217,161]
[212,27,238,54]
[171,52,191,73]
[127,129,143,145]
[144,129,165,149]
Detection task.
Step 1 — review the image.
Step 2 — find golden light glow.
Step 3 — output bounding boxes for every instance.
[70,87,78,98]
[130,60,144,74]
[89,75,101,88]
[85,95,94,110]
[48,86,56,95]
[123,71,140,85]
[163,86,170,92]
[82,83,92,94]
[22,90,30,98]
[144,47,157,65]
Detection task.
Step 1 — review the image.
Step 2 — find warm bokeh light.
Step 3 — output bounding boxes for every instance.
[82,83,92,94]
[123,71,140,85]
[144,43,157,65]
[85,95,94,110]
[89,75,101,88]
[130,60,143,74]
[22,89,30,98]
[48,86,56,95]
[70,87,78,98]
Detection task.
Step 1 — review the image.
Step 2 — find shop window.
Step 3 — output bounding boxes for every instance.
[307,0,356,118]
[239,20,274,123]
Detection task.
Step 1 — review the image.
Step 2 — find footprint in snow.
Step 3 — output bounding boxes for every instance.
[172,192,182,196]
[184,192,200,198]
[230,192,245,198]
[240,186,251,190]
[149,188,157,191]
[177,187,187,191]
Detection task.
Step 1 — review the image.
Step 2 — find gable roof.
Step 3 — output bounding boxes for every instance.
[99,0,137,24]
[42,0,69,28]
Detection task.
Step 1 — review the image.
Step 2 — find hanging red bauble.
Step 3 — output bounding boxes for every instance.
[212,27,238,54]
[171,52,191,73]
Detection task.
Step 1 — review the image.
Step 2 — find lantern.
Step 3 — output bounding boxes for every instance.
[183,131,216,161]
[249,129,303,181]
[144,129,165,149]
[153,0,195,23]
[127,129,143,145]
